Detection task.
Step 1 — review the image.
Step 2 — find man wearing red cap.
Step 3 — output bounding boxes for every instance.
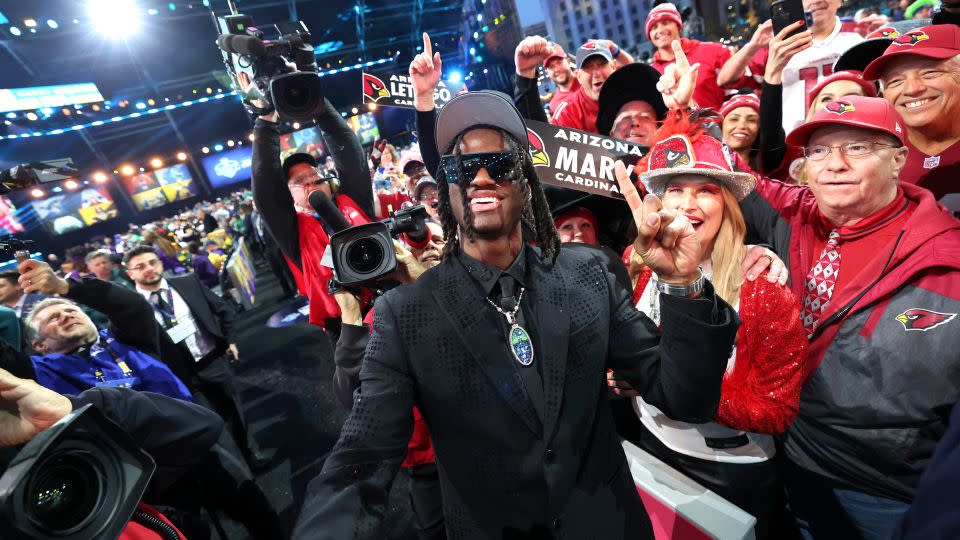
[862,24,960,210]
[545,38,633,133]
[648,3,746,110]
[737,95,960,539]
[542,44,580,117]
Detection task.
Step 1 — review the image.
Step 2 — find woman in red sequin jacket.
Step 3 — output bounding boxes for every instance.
[615,112,808,539]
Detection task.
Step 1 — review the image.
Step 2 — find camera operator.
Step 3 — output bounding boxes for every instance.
[245,70,377,330]
[0,367,223,539]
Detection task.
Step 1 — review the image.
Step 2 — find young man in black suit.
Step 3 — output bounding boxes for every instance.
[123,245,267,470]
[292,91,740,539]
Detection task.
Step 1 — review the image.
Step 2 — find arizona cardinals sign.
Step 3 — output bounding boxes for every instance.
[895,308,957,332]
[524,120,647,199]
[361,69,467,110]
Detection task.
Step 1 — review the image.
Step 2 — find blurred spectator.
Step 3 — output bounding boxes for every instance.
[0,271,46,318]
[188,242,220,289]
[85,249,133,288]
[542,44,580,117]
[551,39,634,132]
[720,93,762,171]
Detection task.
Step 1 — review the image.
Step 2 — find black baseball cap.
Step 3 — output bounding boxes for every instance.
[596,63,668,136]
[281,152,318,178]
[435,91,529,155]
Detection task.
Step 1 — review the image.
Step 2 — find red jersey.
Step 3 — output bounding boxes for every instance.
[378,191,413,218]
[901,138,960,209]
[549,79,581,116]
[551,86,599,133]
[653,38,736,111]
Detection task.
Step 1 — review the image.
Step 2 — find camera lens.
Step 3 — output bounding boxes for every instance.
[346,237,384,274]
[26,453,102,533]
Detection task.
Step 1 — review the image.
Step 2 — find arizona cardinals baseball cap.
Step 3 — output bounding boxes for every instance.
[862,24,960,80]
[785,95,906,147]
[834,19,930,73]
[435,91,529,155]
[807,71,878,103]
[575,40,614,70]
[282,153,318,177]
[543,43,568,68]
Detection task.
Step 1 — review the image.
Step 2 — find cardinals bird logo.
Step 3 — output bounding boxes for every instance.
[867,27,900,40]
[527,129,550,167]
[581,41,599,50]
[650,135,694,169]
[893,32,930,46]
[362,73,390,102]
[895,308,957,332]
[824,100,856,115]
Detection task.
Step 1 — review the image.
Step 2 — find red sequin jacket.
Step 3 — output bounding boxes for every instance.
[623,248,808,434]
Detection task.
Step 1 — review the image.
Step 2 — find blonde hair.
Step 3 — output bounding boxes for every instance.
[708,186,746,305]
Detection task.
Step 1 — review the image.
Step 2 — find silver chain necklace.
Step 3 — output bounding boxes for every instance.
[485,287,535,366]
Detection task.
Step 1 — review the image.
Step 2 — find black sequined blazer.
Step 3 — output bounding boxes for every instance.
[293,245,739,540]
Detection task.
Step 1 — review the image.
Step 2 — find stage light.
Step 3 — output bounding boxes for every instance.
[476,14,483,22]
[24,19,37,28]
[25,112,38,121]
[135,102,146,109]
[147,98,155,106]
[351,107,358,114]
[227,140,235,147]
[205,87,213,94]
[483,68,489,74]
[120,164,135,176]
[88,0,141,37]
[64,180,79,190]
[214,144,223,152]
[470,47,476,55]
[248,133,255,142]
[47,19,58,29]
[139,167,145,172]
[9,27,21,36]
[202,146,210,153]
[93,171,108,183]
[52,186,63,193]
[150,158,163,168]
[30,188,44,198]
[168,2,176,10]
[292,122,300,129]
[367,103,377,111]
[4,113,14,119]
[176,151,187,161]
[147,8,158,15]
[3,121,9,126]
[448,71,463,84]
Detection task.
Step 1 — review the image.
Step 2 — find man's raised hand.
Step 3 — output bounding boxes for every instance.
[614,161,702,285]
[0,368,73,447]
[515,36,553,78]
[410,32,442,111]
[656,40,700,110]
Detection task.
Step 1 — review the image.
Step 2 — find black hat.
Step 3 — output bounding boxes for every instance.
[596,63,668,136]
[435,91,529,155]
[834,19,931,73]
[281,152,318,178]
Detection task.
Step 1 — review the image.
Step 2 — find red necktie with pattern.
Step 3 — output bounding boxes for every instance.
[801,230,841,338]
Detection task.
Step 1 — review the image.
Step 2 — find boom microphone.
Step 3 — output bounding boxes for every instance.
[309,189,350,234]
[216,34,268,57]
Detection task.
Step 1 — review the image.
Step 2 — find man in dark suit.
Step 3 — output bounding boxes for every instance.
[0,271,46,318]
[292,91,739,539]
[123,244,266,469]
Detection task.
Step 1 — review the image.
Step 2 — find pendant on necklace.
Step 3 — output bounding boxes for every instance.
[508,321,535,366]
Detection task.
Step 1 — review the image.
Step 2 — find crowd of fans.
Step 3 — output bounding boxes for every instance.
[2,1,960,539]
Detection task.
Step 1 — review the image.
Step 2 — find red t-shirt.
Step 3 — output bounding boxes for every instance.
[901,138,960,209]
[801,189,914,308]
[552,86,600,133]
[549,78,581,116]
[653,38,736,110]
[378,191,413,218]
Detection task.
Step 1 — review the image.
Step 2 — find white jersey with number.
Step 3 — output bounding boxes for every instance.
[781,18,863,134]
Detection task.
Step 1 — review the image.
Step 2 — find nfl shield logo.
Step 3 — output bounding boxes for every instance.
[924,156,940,169]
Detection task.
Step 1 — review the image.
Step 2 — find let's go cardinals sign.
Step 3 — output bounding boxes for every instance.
[362,71,467,110]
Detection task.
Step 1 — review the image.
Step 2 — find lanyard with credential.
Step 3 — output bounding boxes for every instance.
[91,335,136,385]
[150,288,178,329]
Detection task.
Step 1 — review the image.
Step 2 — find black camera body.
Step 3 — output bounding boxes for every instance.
[330,205,430,286]
[215,12,324,121]
[0,404,155,539]
[0,159,79,195]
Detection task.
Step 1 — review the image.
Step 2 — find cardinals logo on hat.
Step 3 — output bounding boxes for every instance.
[527,129,550,167]
[362,73,390,102]
[895,308,956,331]
[892,31,930,46]
[581,41,600,50]
[868,27,900,39]
[824,100,856,115]
[650,135,695,170]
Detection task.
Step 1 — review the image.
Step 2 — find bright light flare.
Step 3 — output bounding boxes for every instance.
[120,164,135,176]
[92,171,108,183]
[176,152,187,161]
[30,188,45,198]
[64,180,79,190]
[88,0,141,37]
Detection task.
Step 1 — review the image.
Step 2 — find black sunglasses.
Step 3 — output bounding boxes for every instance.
[438,152,518,185]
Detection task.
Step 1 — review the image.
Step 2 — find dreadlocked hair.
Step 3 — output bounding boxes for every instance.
[634,108,724,176]
[435,125,561,265]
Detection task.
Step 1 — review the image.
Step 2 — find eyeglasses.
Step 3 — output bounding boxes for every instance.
[438,152,518,185]
[127,259,161,272]
[803,141,897,161]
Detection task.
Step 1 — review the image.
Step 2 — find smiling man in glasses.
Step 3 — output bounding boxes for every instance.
[293,91,739,539]
[732,94,960,538]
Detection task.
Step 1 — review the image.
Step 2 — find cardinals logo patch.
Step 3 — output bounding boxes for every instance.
[895,308,957,332]
[581,41,600,50]
[824,100,856,115]
[527,129,550,167]
[867,27,900,40]
[893,32,930,46]
[362,73,390,102]
[650,135,695,169]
